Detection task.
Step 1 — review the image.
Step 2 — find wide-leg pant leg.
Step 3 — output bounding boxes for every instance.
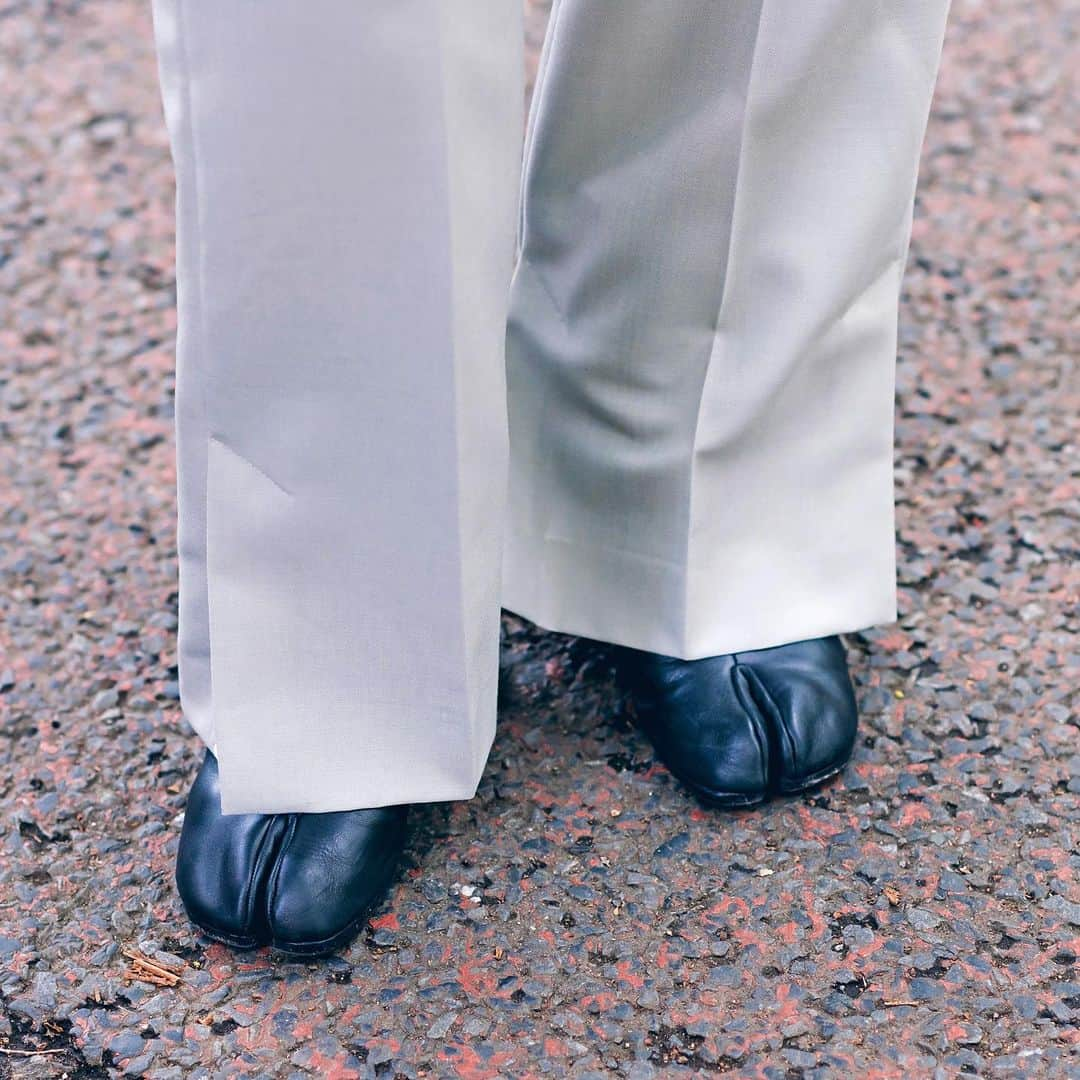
[503,0,952,659]
[150,0,523,813]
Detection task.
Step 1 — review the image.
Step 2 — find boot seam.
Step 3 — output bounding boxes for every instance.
[729,664,772,792]
[736,660,800,781]
[238,815,284,940]
[263,814,299,930]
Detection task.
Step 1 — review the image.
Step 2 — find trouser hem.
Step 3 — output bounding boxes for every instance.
[502,527,898,660]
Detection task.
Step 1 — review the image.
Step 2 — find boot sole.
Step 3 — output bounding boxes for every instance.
[667,752,851,809]
[269,901,377,959]
[776,756,851,795]
[191,923,263,950]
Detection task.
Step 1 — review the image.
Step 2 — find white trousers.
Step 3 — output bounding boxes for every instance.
[151,0,951,814]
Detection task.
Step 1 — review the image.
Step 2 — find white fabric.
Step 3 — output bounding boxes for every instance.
[150,0,951,813]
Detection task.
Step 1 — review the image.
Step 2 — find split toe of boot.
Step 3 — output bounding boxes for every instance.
[622,650,771,807]
[622,635,858,806]
[175,749,286,949]
[265,804,409,957]
[733,635,859,793]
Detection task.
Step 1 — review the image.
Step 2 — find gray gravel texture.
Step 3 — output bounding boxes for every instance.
[0,0,1077,1077]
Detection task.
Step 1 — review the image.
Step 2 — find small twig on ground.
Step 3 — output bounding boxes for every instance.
[0,1047,67,1056]
[121,946,184,987]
